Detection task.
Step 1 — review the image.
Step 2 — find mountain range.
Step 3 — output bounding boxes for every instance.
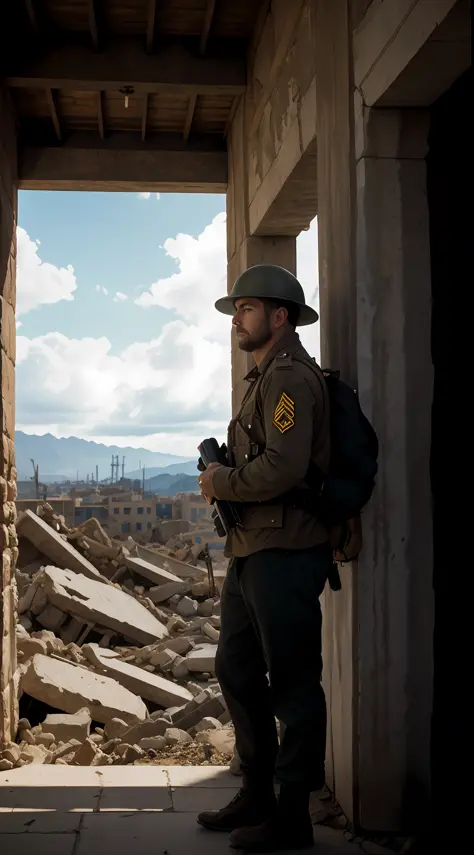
[15,431,195,483]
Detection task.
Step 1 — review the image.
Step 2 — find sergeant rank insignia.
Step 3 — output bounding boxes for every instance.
[273,393,295,434]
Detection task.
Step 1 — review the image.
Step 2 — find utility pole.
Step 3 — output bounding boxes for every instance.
[96,464,99,484]
[116,454,120,482]
[122,455,125,480]
[110,455,114,484]
[30,458,39,500]
[142,466,145,497]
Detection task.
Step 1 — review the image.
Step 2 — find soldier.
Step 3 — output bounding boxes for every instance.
[197,264,332,853]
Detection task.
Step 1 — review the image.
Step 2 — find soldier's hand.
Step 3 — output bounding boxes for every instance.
[198,462,220,502]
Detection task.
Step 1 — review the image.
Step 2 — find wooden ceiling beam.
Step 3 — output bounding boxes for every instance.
[146,0,157,54]
[141,93,149,142]
[6,39,245,96]
[200,0,217,55]
[45,88,62,142]
[89,1,99,51]
[183,94,197,142]
[18,138,228,193]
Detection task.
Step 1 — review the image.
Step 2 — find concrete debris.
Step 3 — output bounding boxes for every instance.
[82,643,193,708]
[148,580,191,603]
[12,502,231,770]
[37,565,169,645]
[125,554,188,588]
[165,728,193,745]
[185,644,218,674]
[177,595,198,618]
[20,654,148,725]
[42,708,91,743]
[195,726,236,758]
[17,510,101,580]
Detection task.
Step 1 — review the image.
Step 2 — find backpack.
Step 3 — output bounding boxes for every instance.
[255,354,379,533]
[323,368,379,521]
[306,365,379,526]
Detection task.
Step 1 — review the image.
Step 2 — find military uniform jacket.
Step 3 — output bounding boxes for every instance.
[212,331,331,557]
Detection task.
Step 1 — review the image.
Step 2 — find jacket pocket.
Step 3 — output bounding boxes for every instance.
[241,503,283,530]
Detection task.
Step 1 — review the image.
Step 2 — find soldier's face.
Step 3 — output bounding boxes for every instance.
[232,298,272,352]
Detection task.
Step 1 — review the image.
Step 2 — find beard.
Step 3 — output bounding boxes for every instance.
[236,318,273,352]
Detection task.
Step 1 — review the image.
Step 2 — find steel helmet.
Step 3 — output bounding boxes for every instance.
[215,264,318,326]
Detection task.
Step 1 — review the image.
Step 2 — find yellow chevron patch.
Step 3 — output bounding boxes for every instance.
[273,393,295,434]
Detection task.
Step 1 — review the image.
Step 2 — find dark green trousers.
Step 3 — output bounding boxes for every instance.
[216,544,331,789]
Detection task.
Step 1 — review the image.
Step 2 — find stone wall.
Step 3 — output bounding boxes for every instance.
[245,0,318,236]
[226,97,297,413]
[0,86,18,747]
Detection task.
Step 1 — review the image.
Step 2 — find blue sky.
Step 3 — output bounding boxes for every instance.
[18,191,226,351]
[16,191,319,457]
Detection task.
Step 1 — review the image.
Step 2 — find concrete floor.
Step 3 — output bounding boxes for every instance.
[0,764,379,854]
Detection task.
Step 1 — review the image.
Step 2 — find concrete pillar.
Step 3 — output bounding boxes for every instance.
[354,103,434,832]
[0,87,18,748]
[227,98,296,414]
[315,1,434,831]
[313,0,357,822]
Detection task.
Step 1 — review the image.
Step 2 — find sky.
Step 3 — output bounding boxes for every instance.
[16,191,320,457]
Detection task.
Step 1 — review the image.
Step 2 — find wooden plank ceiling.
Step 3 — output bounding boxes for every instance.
[2,0,265,151]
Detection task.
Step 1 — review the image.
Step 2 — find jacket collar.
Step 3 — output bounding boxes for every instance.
[243,331,302,382]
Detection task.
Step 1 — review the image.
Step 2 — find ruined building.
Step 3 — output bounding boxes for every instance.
[0,0,471,835]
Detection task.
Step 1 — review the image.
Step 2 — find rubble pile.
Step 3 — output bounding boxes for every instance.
[1,504,239,774]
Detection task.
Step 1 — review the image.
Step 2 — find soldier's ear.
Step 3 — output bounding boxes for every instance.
[273,305,289,329]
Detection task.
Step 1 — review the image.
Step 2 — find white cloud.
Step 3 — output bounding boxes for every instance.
[96,285,108,296]
[113,292,128,302]
[16,227,77,316]
[16,214,319,456]
[137,192,160,200]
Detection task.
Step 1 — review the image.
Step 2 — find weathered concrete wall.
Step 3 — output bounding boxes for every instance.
[355,104,434,831]
[313,0,358,822]
[0,87,19,747]
[314,0,437,831]
[245,0,318,236]
[353,0,466,107]
[226,97,297,413]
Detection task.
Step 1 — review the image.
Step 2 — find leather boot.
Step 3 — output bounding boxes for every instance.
[197,778,277,833]
[229,783,314,852]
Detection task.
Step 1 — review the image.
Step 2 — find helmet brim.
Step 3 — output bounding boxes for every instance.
[214,295,319,326]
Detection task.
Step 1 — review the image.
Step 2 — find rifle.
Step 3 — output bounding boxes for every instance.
[198,438,242,538]
[203,543,216,598]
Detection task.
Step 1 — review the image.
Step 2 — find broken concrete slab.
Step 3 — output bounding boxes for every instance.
[128,541,207,580]
[37,565,168,645]
[125,554,188,588]
[42,708,91,744]
[20,654,148,725]
[185,644,217,674]
[148,580,191,603]
[120,717,170,746]
[82,644,194,708]
[17,510,101,580]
